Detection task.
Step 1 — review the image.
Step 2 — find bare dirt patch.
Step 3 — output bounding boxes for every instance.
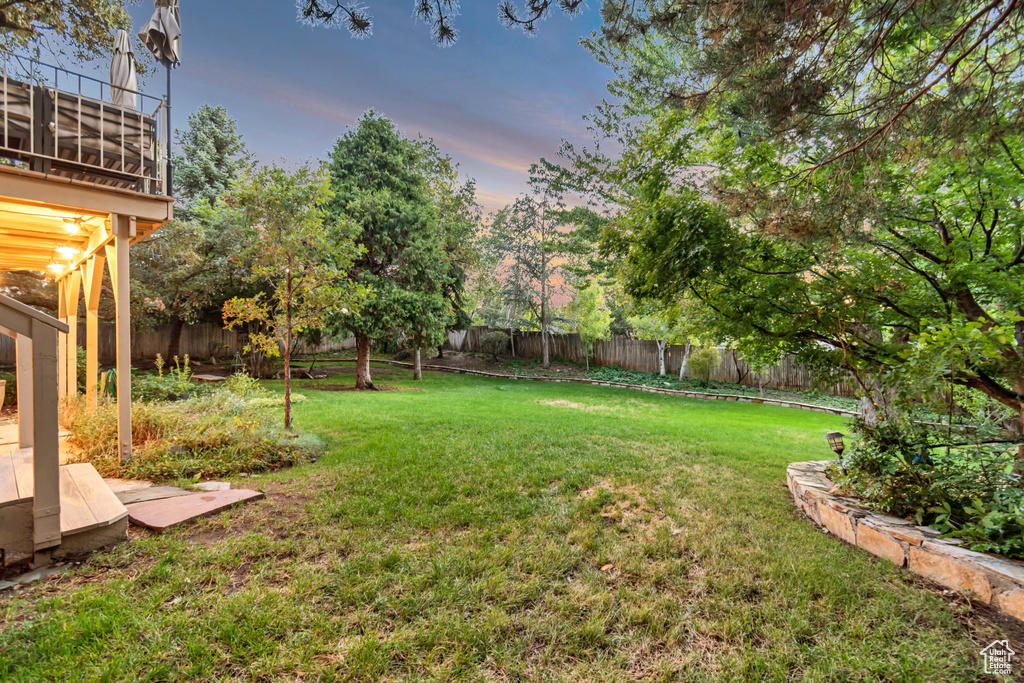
[301,384,424,392]
[580,479,672,541]
[539,399,618,412]
[316,365,400,378]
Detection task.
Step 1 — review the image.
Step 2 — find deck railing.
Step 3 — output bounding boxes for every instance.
[0,50,168,196]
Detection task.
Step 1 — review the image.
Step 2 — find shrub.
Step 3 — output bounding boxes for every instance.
[132,355,209,402]
[481,331,510,360]
[0,371,14,408]
[830,417,1024,558]
[687,347,721,383]
[61,380,323,482]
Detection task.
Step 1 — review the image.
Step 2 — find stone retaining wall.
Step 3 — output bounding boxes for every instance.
[788,460,1024,623]
[350,358,859,417]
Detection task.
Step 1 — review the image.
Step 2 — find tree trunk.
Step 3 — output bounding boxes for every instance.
[658,339,666,376]
[1017,415,1024,477]
[541,283,550,369]
[284,275,292,430]
[1014,380,1024,476]
[510,328,515,357]
[355,334,375,390]
[678,340,692,380]
[436,343,444,359]
[414,348,422,380]
[860,396,879,426]
[167,317,184,360]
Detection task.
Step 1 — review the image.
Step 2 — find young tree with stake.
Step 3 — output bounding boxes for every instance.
[222,163,365,429]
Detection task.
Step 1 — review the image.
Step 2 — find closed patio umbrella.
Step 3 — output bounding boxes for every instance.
[139,0,181,192]
[138,0,181,68]
[109,29,137,109]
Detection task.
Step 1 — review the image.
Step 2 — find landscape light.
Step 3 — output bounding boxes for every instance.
[825,432,845,456]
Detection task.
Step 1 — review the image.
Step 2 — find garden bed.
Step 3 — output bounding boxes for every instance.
[788,460,1024,624]
[60,373,323,483]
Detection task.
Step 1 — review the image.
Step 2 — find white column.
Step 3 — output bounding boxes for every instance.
[31,320,61,552]
[65,270,81,398]
[57,278,67,400]
[109,215,133,463]
[82,252,106,410]
[15,334,32,449]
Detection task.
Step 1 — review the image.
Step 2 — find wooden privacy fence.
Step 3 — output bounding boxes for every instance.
[0,323,353,365]
[448,327,856,397]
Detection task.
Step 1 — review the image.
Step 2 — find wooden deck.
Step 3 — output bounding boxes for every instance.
[0,447,128,558]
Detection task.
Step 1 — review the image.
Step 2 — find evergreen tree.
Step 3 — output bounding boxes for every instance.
[174,106,248,211]
[326,112,449,390]
[132,105,250,358]
[298,0,586,46]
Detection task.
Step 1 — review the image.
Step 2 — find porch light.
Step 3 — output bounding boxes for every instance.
[825,432,845,456]
[47,262,65,273]
[55,246,79,259]
[63,217,81,234]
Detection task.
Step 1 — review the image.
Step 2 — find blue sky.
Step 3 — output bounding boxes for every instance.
[122,0,613,213]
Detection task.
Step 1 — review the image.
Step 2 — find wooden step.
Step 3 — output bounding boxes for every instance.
[58,463,128,536]
[0,447,32,508]
[0,449,127,556]
[126,489,265,531]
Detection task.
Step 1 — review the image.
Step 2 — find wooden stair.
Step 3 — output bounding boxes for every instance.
[0,448,128,559]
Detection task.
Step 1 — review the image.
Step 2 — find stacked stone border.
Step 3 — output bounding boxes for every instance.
[328,358,859,417]
[788,460,1024,623]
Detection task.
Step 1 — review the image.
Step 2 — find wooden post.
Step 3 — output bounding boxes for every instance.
[57,278,67,400]
[31,320,61,552]
[15,334,32,449]
[64,270,81,398]
[109,215,133,463]
[81,251,106,409]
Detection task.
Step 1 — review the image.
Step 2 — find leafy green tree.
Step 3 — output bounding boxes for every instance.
[485,191,604,368]
[0,0,136,64]
[132,105,250,358]
[417,140,481,360]
[485,195,560,368]
[575,279,611,371]
[688,347,721,385]
[626,305,690,378]
[326,112,448,390]
[222,163,365,428]
[561,0,1024,463]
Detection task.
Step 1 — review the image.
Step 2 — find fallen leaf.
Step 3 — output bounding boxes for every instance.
[600,563,614,572]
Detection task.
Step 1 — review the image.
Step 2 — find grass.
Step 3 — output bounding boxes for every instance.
[0,364,1012,681]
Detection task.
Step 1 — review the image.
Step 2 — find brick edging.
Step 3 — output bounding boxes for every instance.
[336,358,859,417]
[788,460,1024,622]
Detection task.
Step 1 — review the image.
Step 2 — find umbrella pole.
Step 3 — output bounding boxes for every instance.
[166,63,173,194]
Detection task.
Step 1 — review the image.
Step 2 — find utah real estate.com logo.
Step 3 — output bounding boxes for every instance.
[981,640,1015,675]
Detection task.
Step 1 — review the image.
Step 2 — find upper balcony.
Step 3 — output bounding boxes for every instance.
[0,49,169,197]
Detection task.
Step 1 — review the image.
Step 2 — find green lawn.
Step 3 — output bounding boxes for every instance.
[0,367,1010,681]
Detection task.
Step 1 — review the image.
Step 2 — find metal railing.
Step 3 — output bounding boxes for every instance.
[0,49,168,196]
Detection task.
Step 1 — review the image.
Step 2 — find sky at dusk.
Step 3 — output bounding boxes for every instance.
[119,0,615,214]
